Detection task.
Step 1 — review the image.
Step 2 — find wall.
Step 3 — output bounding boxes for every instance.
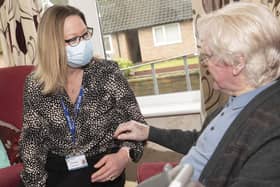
[68,0,105,58]
[138,21,196,62]
[109,20,195,63]
[110,32,131,60]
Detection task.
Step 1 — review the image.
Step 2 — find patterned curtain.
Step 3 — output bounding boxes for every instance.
[0,0,42,66]
[192,0,279,120]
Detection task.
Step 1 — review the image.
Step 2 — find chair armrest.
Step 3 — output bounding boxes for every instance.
[137,162,178,183]
[0,163,23,187]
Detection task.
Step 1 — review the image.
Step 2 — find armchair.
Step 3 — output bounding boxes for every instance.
[137,162,178,183]
[0,65,34,187]
[137,163,193,187]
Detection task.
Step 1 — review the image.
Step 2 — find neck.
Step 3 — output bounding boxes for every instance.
[66,67,84,85]
[231,86,254,96]
[67,67,82,76]
[65,67,84,103]
[222,76,254,96]
[231,74,254,96]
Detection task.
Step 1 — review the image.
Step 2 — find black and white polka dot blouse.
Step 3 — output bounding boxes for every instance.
[19,59,145,186]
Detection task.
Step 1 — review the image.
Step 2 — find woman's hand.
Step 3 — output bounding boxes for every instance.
[114,120,149,141]
[91,148,130,182]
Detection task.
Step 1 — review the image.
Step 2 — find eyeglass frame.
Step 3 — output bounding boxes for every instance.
[199,53,214,65]
[64,27,93,47]
[194,19,215,66]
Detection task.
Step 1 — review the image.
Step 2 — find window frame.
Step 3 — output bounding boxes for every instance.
[103,35,114,59]
[152,22,182,46]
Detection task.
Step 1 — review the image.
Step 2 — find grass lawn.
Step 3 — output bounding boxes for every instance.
[133,56,199,72]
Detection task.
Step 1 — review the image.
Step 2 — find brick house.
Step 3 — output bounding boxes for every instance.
[98,0,196,63]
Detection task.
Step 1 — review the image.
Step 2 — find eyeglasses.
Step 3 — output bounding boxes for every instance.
[199,53,214,65]
[65,27,93,47]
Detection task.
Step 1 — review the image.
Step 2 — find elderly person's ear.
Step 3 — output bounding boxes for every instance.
[233,54,246,76]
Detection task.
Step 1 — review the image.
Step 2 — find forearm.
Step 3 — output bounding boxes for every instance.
[20,93,49,186]
[109,64,148,162]
[20,168,48,187]
[20,134,48,187]
[148,126,199,154]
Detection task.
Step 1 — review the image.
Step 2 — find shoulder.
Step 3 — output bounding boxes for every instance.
[251,80,280,112]
[24,72,42,98]
[88,58,120,75]
[243,80,280,136]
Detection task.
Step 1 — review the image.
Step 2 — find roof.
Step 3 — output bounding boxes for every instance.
[97,0,193,34]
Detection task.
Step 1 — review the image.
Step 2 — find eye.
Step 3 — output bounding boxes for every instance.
[199,54,208,61]
[82,31,91,40]
[65,36,79,45]
[199,53,213,65]
[82,27,93,40]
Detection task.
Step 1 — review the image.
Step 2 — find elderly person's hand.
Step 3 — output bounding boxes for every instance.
[113,120,149,141]
[91,148,130,182]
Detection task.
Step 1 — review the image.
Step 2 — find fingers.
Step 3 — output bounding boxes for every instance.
[94,156,107,169]
[91,151,129,183]
[114,120,149,141]
[91,156,110,182]
[116,133,134,140]
[91,165,110,182]
[113,121,133,138]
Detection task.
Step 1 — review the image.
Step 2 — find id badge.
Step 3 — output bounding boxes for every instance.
[65,154,88,171]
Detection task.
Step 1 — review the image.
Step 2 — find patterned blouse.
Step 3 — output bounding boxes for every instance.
[19,60,145,186]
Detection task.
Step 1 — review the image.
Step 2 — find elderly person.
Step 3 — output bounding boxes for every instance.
[114,2,280,187]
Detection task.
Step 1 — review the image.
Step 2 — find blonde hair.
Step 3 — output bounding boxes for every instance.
[34,5,87,94]
[197,2,280,87]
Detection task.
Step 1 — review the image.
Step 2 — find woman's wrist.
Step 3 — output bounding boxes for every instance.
[119,147,132,162]
[144,125,150,140]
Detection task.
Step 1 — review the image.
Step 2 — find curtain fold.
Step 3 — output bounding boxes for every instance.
[0,0,42,66]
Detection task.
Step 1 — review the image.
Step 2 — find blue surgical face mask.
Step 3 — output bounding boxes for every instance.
[66,40,93,68]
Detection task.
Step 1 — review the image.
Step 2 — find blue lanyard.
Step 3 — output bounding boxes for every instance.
[61,87,84,143]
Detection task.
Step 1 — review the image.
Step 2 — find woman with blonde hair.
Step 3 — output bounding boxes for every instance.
[19,5,145,187]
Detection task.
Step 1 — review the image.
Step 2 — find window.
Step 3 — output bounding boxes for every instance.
[152,23,182,46]
[103,35,113,59]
